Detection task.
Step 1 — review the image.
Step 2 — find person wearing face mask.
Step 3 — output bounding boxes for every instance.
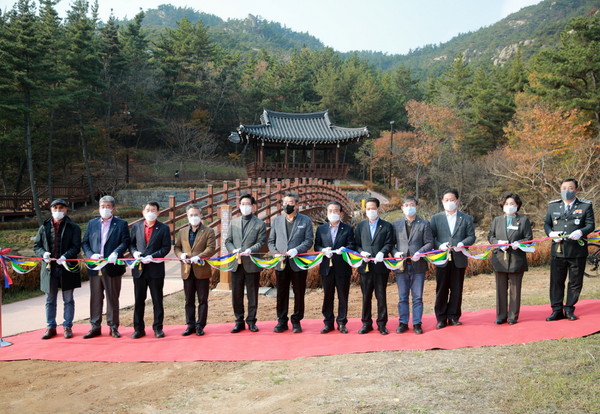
[314,201,356,334]
[488,192,533,325]
[81,195,131,339]
[429,189,476,329]
[129,201,172,339]
[174,204,217,336]
[224,195,267,333]
[33,199,82,340]
[391,196,433,334]
[354,197,395,335]
[544,178,595,322]
[268,192,314,333]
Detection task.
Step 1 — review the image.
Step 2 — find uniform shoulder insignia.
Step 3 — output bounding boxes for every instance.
[578,199,592,204]
[548,199,561,204]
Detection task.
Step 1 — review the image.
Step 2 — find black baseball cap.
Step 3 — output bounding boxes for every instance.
[50,199,68,207]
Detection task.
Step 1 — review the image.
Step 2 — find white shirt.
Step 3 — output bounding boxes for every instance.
[445,211,457,234]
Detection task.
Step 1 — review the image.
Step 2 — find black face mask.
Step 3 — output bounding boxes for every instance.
[284,204,295,214]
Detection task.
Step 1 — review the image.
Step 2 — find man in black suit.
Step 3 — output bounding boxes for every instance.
[82,195,131,338]
[314,201,356,334]
[129,201,171,338]
[429,189,476,329]
[354,197,395,335]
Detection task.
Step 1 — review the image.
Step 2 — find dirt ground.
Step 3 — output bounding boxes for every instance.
[1,268,599,414]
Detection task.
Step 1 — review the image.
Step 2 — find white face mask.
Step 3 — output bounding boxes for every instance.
[402,206,417,217]
[99,208,113,219]
[327,213,340,223]
[503,205,518,215]
[443,201,457,212]
[52,211,65,221]
[240,205,253,216]
[144,212,158,222]
[188,216,201,226]
[366,209,378,220]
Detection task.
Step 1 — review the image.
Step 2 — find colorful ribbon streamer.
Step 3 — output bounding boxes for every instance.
[293,252,324,270]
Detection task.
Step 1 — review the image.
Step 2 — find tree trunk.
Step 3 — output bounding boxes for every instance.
[415,165,421,200]
[25,92,43,225]
[79,112,95,202]
[47,108,55,201]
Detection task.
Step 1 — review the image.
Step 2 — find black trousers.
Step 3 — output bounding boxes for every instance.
[321,268,350,327]
[434,261,466,322]
[231,269,260,324]
[275,267,307,325]
[359,271,388,327]
[495,271,524,321]
[133,275,164,332]
[550,256,586,313]
[89,269,122,329]
[183,277,209,328]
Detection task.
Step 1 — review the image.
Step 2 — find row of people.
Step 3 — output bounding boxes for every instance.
[33,177,594,339]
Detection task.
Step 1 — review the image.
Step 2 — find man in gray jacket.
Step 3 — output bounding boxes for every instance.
[268,192,314,333]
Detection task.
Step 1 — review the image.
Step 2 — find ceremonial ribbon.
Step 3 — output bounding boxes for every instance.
[293,252,324,270]
[249,254,285,269]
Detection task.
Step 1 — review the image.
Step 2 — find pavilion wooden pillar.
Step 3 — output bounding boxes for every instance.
[215,204,232,291]
[284,142,289,172]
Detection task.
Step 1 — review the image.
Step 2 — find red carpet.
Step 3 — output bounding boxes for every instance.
[1,300,599,362]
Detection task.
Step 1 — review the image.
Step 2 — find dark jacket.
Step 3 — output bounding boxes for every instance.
[429,211,476,269]
[488,214,533,273]
[392,216,434,274]
[82,216,131,276]
[314,221,356,277]
[543,198,595,258]
[354,218,395,275]
[129,220,171,279]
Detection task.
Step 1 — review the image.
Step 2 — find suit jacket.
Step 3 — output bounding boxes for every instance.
[268,212,314,272]
[129,221,171,279]
[544,198,595,258]
[354,218,395,274]
[224,215,267,273]
[429,211,476,269]
[488,214,533,273]
[314,221,356,277]
[82,216,131,276]
[392,216,433,274]
[174,224,217,279]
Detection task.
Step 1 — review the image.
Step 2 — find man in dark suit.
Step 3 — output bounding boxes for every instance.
[314,201,356,334]
[429,189,476,329]
[544,178,595,321]
[392,196,433,335]
[354,197,395,335]
[81,195,131,339]
[225,194,267,333]
[268,192,314,333]
[129,201,171,338]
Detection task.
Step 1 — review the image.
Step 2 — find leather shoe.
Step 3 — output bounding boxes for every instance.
[64,327,73,339]
[320,325,334,334]
[565,312,578,321]
[413,324,423,335]
[83,328,101,339]
[396,323,409,333]
[378,326,389,335]
[448,319,462,326]
[338,324,348,334]
[273,323,288,333]
[495,319,507,325]
[231,323,245,333]
[357,325,373,334]
[41,328,57,340]
[154,330,165,338]
[110,327,121,338]
[546,311,565,321]
[181,327,195,336]
[196,327,205,336]
[131,330,146,339]
[292,323,302,333]
[436,321,447,330]
[248,323,259,332]
[508,319,518,325]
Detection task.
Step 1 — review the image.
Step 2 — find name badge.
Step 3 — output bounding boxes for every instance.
[297,225,305,229]
[508,225,519,230]
[574,219,580,225]
[574,209,583,214]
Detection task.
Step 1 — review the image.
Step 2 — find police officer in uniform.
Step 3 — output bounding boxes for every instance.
[543,178,595,321]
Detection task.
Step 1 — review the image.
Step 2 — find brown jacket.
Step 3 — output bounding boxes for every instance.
[174,224,217,280]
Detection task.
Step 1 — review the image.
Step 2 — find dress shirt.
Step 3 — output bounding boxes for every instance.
[144,222,155,244]
[445,211,457,234]
[100,216,113,256]
[369,218,379,239]
[330,222,339,243]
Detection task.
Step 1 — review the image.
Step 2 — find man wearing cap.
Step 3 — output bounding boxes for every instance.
[33,199,82,339]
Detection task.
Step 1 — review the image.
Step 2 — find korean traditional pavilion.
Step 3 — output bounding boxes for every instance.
[229,109,369,180]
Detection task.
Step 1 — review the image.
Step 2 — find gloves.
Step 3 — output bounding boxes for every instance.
[43,252,51,263]
[190,256,200,264]
[439,242,449,251]
[232,248,241,254]
[360,251,371,261]
[498,240,509,252]
[569,230,583,240]
[511,241,520,250]
[322,247,333,258]
[107,252,118,264]
[56,256,66,265]
[394,251,404,259]
[180,253,188,260]
[455,242,465,252]
[141,255,153,264]
[411,251,422,262]
[335,247,344,255]
[90,253,102,260]
[133,251,142,259]
[286,248,298,258]
[374,252,384,263]
[549,231,566,243]
[240,248,252,256]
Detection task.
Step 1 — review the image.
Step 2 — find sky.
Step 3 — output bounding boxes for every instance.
[0,0,543,55]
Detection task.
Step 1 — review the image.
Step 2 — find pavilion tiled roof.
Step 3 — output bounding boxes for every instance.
[230,109,369,145]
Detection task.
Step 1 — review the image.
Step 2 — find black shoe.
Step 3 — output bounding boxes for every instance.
[292,323,302,333]
[495,319,507,325]
[448,319,462,326]
[110,327,121,338]
[320,325,334,334]
[154,330,165,338]
[83,328,101,339]
[231,323,245,333]
[414,324,423,335]
[63,327,73,339]
[378,326,389,335]
[565,311,578,321]
[338,324,348,334]
[131,330,146,339]
[358,325,373,334]
[41,328,57,340]
[546,311,565,321]
[181,326,195,336]
[436,321,447,330]
[396,323,409,333]
[508,319,518,325]
[273,323,288,333]
[196,327,205,336]
[248,323,259,332]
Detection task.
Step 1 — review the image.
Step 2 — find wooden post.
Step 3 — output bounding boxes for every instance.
[168,196,176,244]
[215,204,232,291]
